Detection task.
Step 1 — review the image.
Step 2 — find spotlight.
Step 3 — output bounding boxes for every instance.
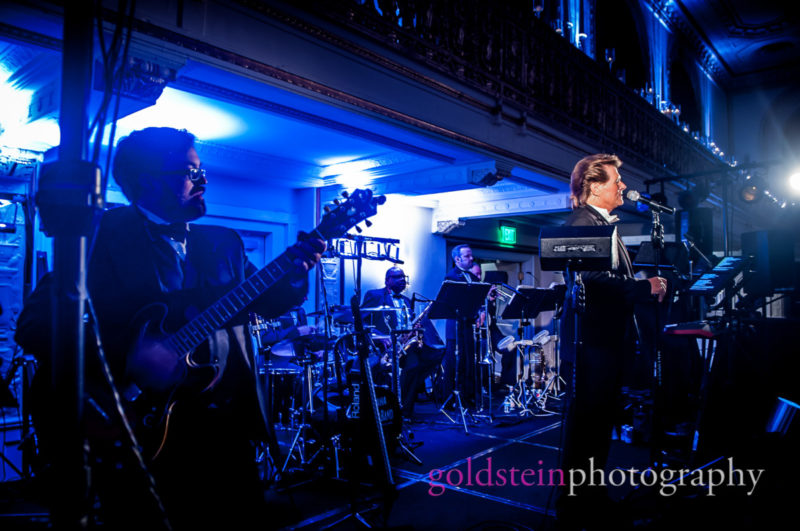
[790,172,800,194]
[740,175,765,203]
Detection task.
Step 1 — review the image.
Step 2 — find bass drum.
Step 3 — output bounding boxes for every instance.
[310,384,401,450]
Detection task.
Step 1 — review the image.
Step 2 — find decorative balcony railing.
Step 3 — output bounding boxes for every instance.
[250,0,727,177]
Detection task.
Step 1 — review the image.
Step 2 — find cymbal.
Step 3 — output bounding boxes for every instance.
[308,305,350,318]
[332,309,354,324]
[361,306,401,312]
[270,334,335,357]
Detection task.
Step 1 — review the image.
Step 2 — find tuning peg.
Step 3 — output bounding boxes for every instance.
[364,219,372,227]
[354,225,363,233]
[341,190,349,198]
[333,199,340,206]
[323,205,331,213]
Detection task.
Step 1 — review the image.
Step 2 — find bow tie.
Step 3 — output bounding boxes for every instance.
[147,221,188,243]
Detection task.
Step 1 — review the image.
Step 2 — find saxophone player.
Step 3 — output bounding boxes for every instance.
[362,267,444,419]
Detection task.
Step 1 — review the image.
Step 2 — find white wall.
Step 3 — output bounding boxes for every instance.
[336,195,446,308]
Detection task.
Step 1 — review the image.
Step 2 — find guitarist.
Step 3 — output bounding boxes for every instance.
[16,127,325,530]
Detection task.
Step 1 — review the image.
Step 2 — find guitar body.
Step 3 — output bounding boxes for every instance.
[86,300,224,460]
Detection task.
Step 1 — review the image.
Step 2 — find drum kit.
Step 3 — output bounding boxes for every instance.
[494,331,560,416]
[248,305,411,476]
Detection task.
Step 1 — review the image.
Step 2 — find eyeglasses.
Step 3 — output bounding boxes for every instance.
[186,168,207,182]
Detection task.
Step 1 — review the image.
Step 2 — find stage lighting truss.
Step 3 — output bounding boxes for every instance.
[333,237,402,262]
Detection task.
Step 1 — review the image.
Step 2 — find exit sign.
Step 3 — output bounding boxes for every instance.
[499,225,517,245]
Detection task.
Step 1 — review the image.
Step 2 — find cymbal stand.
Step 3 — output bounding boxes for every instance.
[532,375,559,415]
[530,345,559,415]
[249,314,285,476]
[514,344,535,417]
[281,355,317,473]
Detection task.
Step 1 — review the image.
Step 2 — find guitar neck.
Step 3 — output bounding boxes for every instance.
[166,230,321,353]
[162,185,383,354]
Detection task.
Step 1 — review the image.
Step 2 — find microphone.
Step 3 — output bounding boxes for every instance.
[626,190,676,215]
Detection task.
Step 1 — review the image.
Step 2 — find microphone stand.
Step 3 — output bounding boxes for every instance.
[683,235,715,270]
[649,209,667,469]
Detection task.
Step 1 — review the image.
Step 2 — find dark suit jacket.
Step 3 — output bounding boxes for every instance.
[361,287,413,335]
[559,206,652,361]
[444,266,481,340]
[17,205,306,400]
[445,266,480,284]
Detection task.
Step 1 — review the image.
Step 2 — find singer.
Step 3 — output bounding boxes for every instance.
[556,154,667,530]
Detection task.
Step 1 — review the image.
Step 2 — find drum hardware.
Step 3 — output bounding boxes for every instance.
[280,354,323,473]
[501,384,525,414]
[249,314,286,472]
[511,345,535,418]
[249,318,331,473]
[517,333,563,416]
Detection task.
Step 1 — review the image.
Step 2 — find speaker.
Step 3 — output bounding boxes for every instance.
[741,230,796,297]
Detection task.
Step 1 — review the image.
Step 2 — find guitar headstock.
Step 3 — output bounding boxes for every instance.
[315,188,386,240]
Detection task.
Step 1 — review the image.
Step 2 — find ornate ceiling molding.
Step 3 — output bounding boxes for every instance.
[645,0,730,83]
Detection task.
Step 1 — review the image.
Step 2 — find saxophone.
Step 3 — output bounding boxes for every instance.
[399,301,433,356]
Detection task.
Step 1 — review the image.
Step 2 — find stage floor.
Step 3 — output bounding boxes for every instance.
[0,387,794,530]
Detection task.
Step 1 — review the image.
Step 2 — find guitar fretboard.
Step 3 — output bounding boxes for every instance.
[165,252,295,353]
[156,188,376,355]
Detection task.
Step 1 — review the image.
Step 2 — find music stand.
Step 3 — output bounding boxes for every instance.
[429,280,491,433]
[502,287,558,321]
